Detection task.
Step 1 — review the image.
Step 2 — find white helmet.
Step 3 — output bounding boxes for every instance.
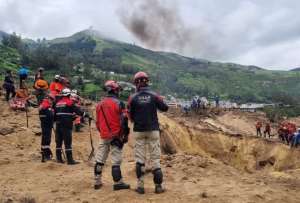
[71,89,78,97]
[54,75,60,80]
[61,88,71,96]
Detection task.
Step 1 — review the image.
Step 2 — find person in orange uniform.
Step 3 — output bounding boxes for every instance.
[34,78,49,105]
[256,121,262,137]
[263,123,271,138]
[49,75,63,97]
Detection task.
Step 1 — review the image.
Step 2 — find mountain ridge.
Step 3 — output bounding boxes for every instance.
[1,29,300,103]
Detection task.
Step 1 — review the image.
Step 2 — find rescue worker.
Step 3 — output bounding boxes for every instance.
[34,78,49,105]
[291,128,300,148]
[49,75,63,97]
[128,71,169,194]
[54,88,89,165]
[94,80,130,191]
[256,121,262,137]
[39,95,54,162]
[264,123,271,138]
[34,67,44,82]
[3,70,16,101]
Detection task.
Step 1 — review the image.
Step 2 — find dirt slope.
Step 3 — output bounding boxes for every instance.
[1,100,300,203]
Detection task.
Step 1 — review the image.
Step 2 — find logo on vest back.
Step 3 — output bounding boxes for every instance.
[138,95,151,103]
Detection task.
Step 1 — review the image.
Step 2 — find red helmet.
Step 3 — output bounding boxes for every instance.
[104,80,120,93]
[134,71,149,84]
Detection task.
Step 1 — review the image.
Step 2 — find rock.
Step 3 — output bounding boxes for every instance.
[3,197,13,203]
[166,163,172,168]
[198,162,208,168]
[2,113,9,117]
[201,192,208,198]
[182,176,188,180]
[0,127,14,136]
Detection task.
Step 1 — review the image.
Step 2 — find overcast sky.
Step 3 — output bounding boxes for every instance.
[0,0,299,70]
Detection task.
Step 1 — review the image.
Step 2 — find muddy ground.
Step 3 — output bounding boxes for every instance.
[1,100,300,203]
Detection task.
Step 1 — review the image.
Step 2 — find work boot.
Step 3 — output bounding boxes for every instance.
[94,163,103,190]
[41,150,46,163]
[113,182,130,191]
[155,184,165,194]
[66,150,79,165]
[56,149,65,164]
[135,187,145,194]
[45,149,53,161]
[94,176,103,190]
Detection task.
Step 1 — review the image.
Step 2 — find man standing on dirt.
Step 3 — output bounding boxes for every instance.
[54,88,90,165]
[94,80,130,191]
[18,66,29,88]
[256,121,262,137]
[3,70,16,101]
[34,77,49,105]
[128,71,169,194]
[264,123,271,138]
[39,94,55,162]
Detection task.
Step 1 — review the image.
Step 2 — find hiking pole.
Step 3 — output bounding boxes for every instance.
[88,117,95,161]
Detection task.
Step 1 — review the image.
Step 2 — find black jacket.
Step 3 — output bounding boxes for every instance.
[128,87,168,132]
[3,75,15,90]
[54,97,84,129]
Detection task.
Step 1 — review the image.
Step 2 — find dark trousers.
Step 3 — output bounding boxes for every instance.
[256,128,262,137]
[19,75,27,88]
[264,130,271,138]
[41,125,52,148]
[5,88,16,101]
[56,125,73,151]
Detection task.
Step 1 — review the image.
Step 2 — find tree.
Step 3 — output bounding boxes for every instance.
[2,32,23,50]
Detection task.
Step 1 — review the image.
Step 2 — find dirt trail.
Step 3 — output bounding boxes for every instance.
[0,100,300,203]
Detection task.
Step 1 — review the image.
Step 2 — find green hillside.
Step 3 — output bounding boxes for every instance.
[0,45,21,72]
[1,29,300,104]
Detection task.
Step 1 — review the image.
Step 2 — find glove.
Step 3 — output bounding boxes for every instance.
[122,134,129,144]
[122,127,130,144]
[84,112,90,118]
[110,137,124,149]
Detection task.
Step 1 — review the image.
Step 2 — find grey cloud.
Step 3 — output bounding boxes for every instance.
[0,0,300,69]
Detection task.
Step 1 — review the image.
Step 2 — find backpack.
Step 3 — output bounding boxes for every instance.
[19,68,28,76]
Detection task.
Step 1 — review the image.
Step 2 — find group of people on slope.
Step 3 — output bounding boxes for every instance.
[256,121,300,148]
[255,121,271,138]
[278,122,300,148]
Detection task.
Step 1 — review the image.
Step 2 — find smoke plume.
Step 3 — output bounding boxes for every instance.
[118,0,215,55]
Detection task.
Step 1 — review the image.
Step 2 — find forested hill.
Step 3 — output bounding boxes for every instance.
[1,29,300,104]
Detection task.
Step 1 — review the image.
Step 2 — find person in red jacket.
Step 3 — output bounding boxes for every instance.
[264,123,271,138]
[256,121,262,137]
[39,95,54,162]
[49,75,63,96]
[94,80,130,191]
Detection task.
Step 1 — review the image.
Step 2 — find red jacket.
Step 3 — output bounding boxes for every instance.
[50,82,63,96]
[96,96,125,140]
